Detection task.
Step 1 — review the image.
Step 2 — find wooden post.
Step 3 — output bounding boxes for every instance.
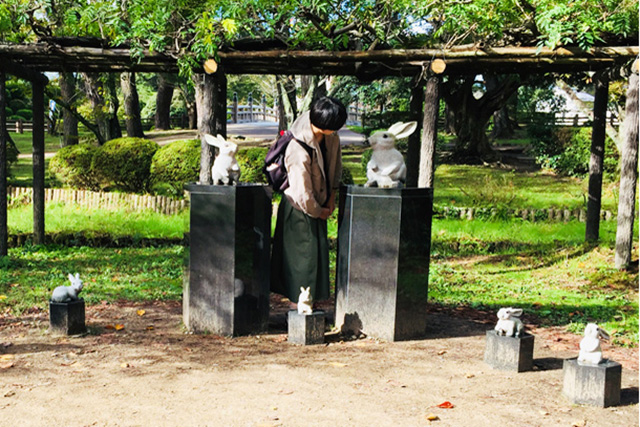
[248,92,253,122]
[585,72,609,243]
[418,75,440,188]
[406,75,424,188]
[0,72,7,256]
[32,78,46,245]
[262,94,267,121]
[615,64,639,269]
[233,92,238,123]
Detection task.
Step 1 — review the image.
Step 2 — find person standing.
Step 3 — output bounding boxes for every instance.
[271,96,347,308]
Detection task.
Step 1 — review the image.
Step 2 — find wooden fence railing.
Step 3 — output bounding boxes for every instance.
[8,187,188,215]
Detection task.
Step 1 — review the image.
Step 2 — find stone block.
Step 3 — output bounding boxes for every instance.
[563,357,621,407]
[288,310,325,345]
[484,330,534,372]
[335,185,433,342]
[184,184,271,336]
[49,299,86,335]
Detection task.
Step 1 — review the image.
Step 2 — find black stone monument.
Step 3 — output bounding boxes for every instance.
[49,299,86,335]
[335,185,433,341]
[287,311,325,345]
[563,358,622,407]
[184,184,271,336]
[484,330,534,372]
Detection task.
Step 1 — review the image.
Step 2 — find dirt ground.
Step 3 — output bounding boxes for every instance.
[0,299,637,427]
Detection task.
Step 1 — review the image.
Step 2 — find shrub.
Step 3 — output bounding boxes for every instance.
[531,127,619,178]
[15,109,32,120]
[49,144,101,190]
[150,139,200,196]
[91,137,159,193]
[237,147,268,184]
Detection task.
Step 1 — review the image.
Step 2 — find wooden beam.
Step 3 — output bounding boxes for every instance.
[0,61,48,84]
[0,43,636,76]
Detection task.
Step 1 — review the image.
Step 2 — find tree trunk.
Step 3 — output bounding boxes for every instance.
[443,74,522,160]
[83,73,109,143]
[177,82,197,130]
[121,72,145,137]
[59,72,79,146]
[406,76,424,187]
[443,104,456,134]
[155,73,174,130]
[278,75,298,127]
[0,72,7,256]
[32,79,45,245]
[418,76,440,188]
[615,69,639,269]
[194,70,227,184]
[276,76,287,133]
[585,73,609,243]
[490,104,516,140]
[106,74,122,139]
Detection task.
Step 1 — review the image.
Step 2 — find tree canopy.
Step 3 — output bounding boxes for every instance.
[1,1,637,76]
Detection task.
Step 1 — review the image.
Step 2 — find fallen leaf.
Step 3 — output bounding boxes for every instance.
[114,324,125,331]
[146,325,154,331]
[120,362,131,368]
[0,354,14,361]
[104,324,115,330]
[465,373,475,379]
[426,413,439,421]
[0,362,14,370]
[571,420,586,427]
[437,350,447,355]
[4,390,15,397]
[436,401,454,409]
[328,362,348,367]
[539,410,550,416]
[137,309,146,316]
[0,295,7,300]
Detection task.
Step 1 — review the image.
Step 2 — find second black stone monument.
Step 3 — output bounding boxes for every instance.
[184,184,271,336]
[335,185,433,341]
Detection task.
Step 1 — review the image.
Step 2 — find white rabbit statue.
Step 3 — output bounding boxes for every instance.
[204,134,241,185]
[578,323,610,365]
[364,121,417,188]
[494,307,524,337]
[297,286,313,315]
[51,273,84,303]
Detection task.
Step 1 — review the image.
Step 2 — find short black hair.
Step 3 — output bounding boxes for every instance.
[309,96,347,131]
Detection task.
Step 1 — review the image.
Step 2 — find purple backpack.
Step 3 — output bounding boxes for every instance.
[263,130,313,192]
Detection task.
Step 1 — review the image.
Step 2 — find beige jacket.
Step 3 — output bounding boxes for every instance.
[284,111,342,218]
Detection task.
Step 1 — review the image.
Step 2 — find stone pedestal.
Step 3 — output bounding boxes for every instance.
[335,185,433,342]
[288,311,325,345]
[184,184,271,336]
[563,358,621,407]
[49,299,86,335]
[484,330,534,372]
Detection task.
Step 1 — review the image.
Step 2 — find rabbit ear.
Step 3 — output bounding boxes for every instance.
[300,287,304,292]
[216,135,237,150]
[388,121,418,139]
[598,327,611,340]
[204,134,223,148]
[510,308,523,317]
[68,273,75,282]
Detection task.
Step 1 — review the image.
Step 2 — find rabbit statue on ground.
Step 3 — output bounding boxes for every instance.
[51,273,84,303]
[578,323,610,365]
[297,286,313,315]
[364,121,418,188]
[204,134,241,185]
[494,307,524,337]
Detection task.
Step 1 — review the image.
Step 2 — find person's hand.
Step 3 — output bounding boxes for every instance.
[319,207,331,220]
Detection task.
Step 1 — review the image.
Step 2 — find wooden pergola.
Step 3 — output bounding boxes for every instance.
[0,42,638,264]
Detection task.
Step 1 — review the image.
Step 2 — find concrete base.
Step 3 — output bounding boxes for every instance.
[484,330,534,372]
[288,311,325,345]
[49,299,86,335]
[563,358,621,407]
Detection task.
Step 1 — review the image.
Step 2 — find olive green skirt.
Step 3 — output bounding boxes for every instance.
[270,196,330,302]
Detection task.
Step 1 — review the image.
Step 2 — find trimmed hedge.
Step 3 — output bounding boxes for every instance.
[237,147,268,184]
[91,137,159,193]
[150,139,201,196]
[49,144,101,190]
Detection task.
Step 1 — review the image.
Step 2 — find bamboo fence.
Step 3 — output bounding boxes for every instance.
[8,187,188,215]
